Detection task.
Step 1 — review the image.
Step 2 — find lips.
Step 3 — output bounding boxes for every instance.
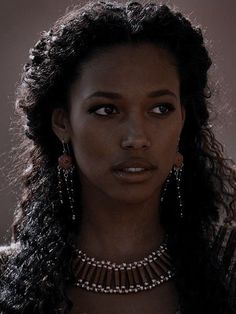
[112,158,157,171]
[112,159,156,183]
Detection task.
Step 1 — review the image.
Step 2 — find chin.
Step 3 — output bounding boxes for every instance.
[110,188,158,205]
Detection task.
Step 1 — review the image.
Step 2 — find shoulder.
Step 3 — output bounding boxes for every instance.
[0,241,21,273]
[210,221,236,311]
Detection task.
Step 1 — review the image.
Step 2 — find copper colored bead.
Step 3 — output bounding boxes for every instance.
[114,268,120,288]
[127,267,134,287]
[58,154,73,169]
[174,152,183,168]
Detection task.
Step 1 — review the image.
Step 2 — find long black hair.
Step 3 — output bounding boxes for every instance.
[0,1,235,313]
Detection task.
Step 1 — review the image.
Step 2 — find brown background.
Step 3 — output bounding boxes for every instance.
[0,0,235,244]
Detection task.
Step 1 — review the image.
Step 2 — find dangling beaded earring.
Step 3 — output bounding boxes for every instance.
[173,151,184,219]
[57,139,76,221]
[161,150,184,219]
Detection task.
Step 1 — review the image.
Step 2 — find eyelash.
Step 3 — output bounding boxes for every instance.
[88,103,175,117]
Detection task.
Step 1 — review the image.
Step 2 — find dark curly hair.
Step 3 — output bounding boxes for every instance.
[0,1,235,313]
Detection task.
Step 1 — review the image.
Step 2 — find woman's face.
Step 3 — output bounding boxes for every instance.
[53,43,185,204]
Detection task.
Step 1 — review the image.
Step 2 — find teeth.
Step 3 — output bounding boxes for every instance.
[122,168,146,172]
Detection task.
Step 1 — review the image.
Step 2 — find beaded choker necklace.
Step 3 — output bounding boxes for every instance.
[70,235,175,294]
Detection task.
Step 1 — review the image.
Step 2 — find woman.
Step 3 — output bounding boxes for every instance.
[0,1,235,313]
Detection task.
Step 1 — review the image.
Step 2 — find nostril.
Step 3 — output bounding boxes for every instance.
[121,138,151,149]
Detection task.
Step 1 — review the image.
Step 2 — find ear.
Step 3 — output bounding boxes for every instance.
[51,108,71,142]
[181,104,186,127]
[178,104,186,148]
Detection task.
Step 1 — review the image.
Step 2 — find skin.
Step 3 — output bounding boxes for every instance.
[52,42,185,313]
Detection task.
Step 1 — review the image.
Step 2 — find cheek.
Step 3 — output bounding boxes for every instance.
[162,128,179,154]
[70,120,112,170]
[155,121,182,174]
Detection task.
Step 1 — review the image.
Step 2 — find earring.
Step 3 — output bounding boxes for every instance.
[173,151,184,219]
[161,151,184,219]
[57,139,76,221]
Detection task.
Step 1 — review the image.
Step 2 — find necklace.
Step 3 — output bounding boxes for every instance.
[70,235,176,294]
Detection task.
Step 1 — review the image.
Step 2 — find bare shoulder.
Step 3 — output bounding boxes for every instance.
[0,241,21,273]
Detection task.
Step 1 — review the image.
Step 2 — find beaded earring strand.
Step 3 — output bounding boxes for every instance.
[173,151,184,219]
[161,150,184,219]
[57,139,76,221]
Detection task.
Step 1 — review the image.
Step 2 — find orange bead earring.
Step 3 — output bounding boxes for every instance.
[57,139,76,221]
[174,151,184,169]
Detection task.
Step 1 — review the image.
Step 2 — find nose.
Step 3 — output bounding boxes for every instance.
[120,117,151,150]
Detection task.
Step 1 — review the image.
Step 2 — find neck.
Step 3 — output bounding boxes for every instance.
[74,184,166,264]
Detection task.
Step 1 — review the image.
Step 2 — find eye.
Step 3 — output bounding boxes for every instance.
[88,103,175,117]
[88,104,119,116]
[151,103,175,115]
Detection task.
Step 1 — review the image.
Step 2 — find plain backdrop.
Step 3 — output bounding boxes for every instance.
[0,0,235,244]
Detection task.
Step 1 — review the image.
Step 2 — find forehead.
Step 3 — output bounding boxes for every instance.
[70,43,179,100]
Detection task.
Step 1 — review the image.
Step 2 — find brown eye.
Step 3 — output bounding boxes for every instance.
[151,103,175,115]
[88,104,119,116]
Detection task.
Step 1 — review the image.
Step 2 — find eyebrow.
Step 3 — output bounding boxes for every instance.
[85,89,177,100]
